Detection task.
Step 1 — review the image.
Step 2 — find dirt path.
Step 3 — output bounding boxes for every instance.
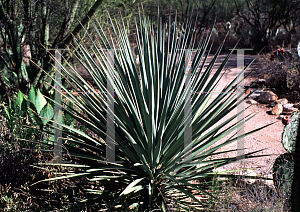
[203,54,287,185]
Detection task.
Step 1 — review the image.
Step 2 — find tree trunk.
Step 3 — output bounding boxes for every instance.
[60,0,105,47]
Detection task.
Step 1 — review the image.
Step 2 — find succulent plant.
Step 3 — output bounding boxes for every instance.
[30,11,273,210]
[273,153,294,196]
[282,111,300,154]
[272,110,300,198]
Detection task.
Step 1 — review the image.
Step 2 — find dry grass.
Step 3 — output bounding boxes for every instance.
[202,168,291,212]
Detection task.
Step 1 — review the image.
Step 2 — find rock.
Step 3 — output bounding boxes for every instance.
[258,91,278,104]
[250,90,263,100]
[276,98,288,105]
[246,99,258,105]
[250,94,260,100]
[283,104,296,111]
[269,102,276,107]
[272,103,283,115]
[283,104,298,114]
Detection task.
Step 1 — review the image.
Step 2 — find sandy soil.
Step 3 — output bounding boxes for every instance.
[202,54,288,186]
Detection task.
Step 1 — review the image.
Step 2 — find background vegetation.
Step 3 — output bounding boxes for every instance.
[0,0,300,211]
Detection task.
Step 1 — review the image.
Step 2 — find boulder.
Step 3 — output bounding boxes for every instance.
[272,103,283,115]
[246,99,258,105]
[258,91,278,104]
[250,90,263,100]
[276,98,288,105]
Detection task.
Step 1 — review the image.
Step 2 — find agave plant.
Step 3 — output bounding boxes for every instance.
[32,12,271,211]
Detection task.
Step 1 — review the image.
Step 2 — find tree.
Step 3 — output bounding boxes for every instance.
[0,0,104,99]
[234,0,300,52]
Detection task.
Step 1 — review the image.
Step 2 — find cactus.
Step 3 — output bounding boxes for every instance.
[273,153,294,196]
[272,111,300,197]
[282,111,300,153]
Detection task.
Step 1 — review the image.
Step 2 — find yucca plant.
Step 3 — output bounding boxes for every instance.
[32,11,272,211]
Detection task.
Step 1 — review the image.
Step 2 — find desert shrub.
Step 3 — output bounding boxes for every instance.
[249,48,300,101]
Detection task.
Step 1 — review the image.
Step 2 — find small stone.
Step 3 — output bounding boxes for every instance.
[283,104,297,112]
[272,103,283,115]
[282,104,298,115]
[269,102,276,107]
[276,98,288,105]
[246,99,258,105]
[293,103,300,108]
[258,91,278,104]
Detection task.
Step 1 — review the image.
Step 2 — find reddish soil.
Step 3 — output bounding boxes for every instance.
[204,54,288,185]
